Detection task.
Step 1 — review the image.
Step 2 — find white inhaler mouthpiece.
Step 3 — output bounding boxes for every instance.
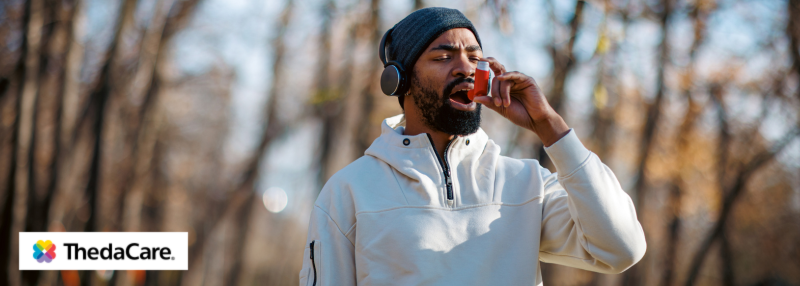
[477,61,490,71]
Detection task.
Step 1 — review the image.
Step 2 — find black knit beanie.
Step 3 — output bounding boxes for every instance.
[384,7,482,110]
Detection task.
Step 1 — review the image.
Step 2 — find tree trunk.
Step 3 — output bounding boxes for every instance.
[662,4,709,285]
[8,0,43,284]
[355,0,383,154]
[184,1,292,284]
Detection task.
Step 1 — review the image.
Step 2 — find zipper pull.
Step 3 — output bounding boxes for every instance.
[445,175,453,201]
[310,241,314,259]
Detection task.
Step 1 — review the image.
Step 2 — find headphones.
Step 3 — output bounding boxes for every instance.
[379,28,409,96]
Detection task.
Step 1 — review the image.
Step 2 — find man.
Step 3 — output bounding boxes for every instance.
[300,7,646,285]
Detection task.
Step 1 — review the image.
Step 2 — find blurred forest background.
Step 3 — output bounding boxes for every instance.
[1,0,799,285]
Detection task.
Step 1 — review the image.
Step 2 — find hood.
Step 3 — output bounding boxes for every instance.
[364,114,490,183]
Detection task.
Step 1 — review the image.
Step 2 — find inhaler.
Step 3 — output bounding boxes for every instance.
[468,61,491,100]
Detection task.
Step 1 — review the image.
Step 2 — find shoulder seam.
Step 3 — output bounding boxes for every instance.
[314,205,356,247]
[388,167,410,205]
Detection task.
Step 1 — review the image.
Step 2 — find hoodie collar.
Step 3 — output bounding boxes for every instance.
[364,114,489,181]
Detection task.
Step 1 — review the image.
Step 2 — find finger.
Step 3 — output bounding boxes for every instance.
[472,95,491,106]
[481,57,506,75]
[501,78,512,107]
[498,72,543,103]
[490,76,502,106]
[490,77,500,104]
[473,95,502,113]
[492,72,520,107]
[494,71,529,85]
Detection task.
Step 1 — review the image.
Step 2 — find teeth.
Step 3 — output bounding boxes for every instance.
[451,89,471,95]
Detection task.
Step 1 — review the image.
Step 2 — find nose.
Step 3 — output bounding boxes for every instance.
[451,54,475,79]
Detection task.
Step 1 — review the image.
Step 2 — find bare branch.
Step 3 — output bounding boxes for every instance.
[684,124,800,286]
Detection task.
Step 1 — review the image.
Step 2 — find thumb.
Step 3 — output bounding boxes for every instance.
[473,95,501,112]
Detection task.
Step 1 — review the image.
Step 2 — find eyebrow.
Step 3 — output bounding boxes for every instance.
[429,44,482,52]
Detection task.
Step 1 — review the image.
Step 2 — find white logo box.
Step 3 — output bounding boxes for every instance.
[19,232,188,270]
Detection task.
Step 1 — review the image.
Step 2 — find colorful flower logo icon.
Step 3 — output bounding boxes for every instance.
[33,240,56,263]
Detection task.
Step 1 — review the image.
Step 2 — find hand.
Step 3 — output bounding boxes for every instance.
[472,57,570,147]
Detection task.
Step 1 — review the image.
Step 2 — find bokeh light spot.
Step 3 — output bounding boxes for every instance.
[262,187,288,213]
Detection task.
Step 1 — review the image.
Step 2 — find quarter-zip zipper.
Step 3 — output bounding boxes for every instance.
[310,241,317,286]
[426,134,455,202]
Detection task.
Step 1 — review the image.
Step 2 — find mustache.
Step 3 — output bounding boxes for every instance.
[443,77,475,97]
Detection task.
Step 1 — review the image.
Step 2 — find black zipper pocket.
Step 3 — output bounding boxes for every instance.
[310,241,317,286]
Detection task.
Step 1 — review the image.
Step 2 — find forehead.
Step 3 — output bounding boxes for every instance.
[424,28,480,51]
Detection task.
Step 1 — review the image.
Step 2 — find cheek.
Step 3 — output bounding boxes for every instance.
[426,76,450,97]
[414,64,449,88]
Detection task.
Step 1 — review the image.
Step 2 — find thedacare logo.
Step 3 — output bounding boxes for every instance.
[19,232,187,270]
[33,240,56,263]
[64,243,174,260]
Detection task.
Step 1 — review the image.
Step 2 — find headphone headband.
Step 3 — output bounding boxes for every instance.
[379,27,408,96]
[379,27,393,64]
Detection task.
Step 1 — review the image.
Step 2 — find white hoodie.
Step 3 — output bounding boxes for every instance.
[300,114,646,286]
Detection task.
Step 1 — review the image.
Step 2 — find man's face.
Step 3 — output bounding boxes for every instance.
[408,28,483,136]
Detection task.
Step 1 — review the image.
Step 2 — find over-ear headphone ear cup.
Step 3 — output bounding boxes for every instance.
[381,65,401,95]
[381,61,407,96]
[395,72,408,95]
[379,29,409,96]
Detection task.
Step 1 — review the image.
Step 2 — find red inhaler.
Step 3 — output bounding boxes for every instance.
[468,61,490,101]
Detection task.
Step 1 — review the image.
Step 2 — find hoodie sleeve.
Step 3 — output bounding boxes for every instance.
[299,204,357,286]
[537,129,646,274]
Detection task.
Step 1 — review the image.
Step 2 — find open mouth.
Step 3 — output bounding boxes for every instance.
[449,89,472,105]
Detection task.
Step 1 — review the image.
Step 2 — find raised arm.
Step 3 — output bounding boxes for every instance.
[472,57,645,272]
[537,130,646,273]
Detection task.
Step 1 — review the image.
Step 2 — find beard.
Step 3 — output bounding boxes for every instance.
[408,73,482,136]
